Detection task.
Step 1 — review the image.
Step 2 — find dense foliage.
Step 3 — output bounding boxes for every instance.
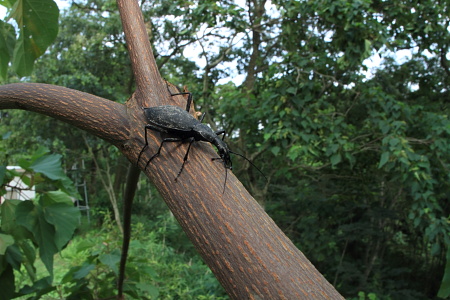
[1,0,449,299]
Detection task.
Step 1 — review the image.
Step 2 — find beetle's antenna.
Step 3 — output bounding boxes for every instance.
[223,166,228,194]
[229,151,268,182]
[212,157,229,194]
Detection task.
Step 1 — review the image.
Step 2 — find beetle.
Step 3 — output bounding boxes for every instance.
[137,81,265,191]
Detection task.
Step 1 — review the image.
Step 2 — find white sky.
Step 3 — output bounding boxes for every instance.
[56,0,71,10]
[2,0,438,85]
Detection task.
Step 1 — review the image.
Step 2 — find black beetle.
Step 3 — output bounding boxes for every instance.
[137,82,265,191]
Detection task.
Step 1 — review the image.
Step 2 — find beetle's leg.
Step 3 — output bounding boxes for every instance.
[211,156,228,193]
[165,81,193,112]
[172,92,192,113]
[137,126,151,167]
[144,137,182,170]
[175,137,195,181]
[215,130,226,141]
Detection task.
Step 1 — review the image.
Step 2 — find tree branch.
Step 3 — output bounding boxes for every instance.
[0,83,129,146]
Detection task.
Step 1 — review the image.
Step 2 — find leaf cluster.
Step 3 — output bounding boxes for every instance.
[0,146,80,299]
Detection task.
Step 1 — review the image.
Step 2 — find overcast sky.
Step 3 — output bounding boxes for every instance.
[0,0,428,85]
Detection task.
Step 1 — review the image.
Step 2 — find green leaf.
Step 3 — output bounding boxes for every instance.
[30,146,51,160]
[287,145,300,161]
[1,199,21,233]
[135,282,159,298]
[75,239,95,252]
[378,152,390,168]
[388,137,400,148]
[379,121,390,134]
[141,266,158,279]
[0,20,15,81]
[40,191,80,249]
[19,240,36,272]
[73,263,95,280]
[286,87,297,94]
[4,244,22,270]
[16,276,55,298]
[271,146,280,156]
[0,1,14,9]
[61,263,95,283]
[15,200,58,276]
[10,0,59,77]
[363,39,372,58]
[99,251,121,274]
[30,154,65,180]
[29,153,78,196]
[330,153,342,166]
[0,234,14,255]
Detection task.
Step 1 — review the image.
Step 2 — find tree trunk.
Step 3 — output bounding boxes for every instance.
[0,0,344,298]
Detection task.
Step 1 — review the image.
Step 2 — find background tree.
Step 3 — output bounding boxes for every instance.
[1,0,342,299]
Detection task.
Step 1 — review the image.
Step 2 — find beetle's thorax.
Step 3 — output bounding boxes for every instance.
[213,137,232,169]
[192,123,232,169]
[193,123,216,141]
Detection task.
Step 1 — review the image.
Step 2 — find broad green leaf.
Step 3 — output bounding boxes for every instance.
[378,152,390,168]
[4,243,22,270]
[379,121,390,134]
[29,153,78,196]
[30,146,51,160]
[141,266,158,279]
[287,145,300,161]
[16,276,54,298]
[73,263,95,280]
[0,1,14,9]
[19,240,36,272]
[99,251,121,275]
[330,153,341,166]
[286,87,297,94]
[30,154,65,180]
[1,199,20,232]
[40,190,73,205]
[363,39,371,58]
[271,146,280,156]
[15,200,57,276]
[12,192,79,277]
[10,0,59,77]
[0,234,14,255]
[75,239,95,252]
[388,137,400,148]
[61,263,95,284]
[0,20,15,81]
[40,191,80,249]
[135,282,159,298]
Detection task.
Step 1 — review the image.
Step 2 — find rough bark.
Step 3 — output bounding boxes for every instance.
[0,0,344,298]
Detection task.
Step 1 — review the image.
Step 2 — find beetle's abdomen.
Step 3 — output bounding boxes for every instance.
[145,105,197,132]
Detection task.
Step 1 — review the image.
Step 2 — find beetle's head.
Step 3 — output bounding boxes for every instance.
[212,136,267,194]
[214,138,232,170]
